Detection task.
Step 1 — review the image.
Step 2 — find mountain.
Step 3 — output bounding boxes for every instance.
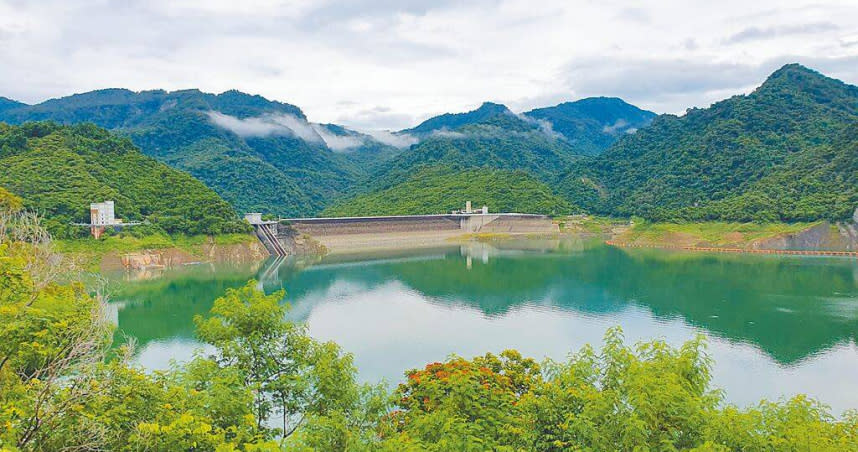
[312,123,402,171]
[0,89,402,216]
[560,64,858,222]
[321,166,573,217]
[365,112,583,195]
[331,98,652,215]
[0,122,248,237]
[0,97,24,114]
[404,102,513,136]
[524,97,657,156]
[403,98,656,156]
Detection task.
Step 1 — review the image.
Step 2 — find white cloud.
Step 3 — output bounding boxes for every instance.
[310,124,366,151]
[207,111,285,137]
[602,119,628,134]
[1,1,858,128]
[206,111,324,144]
[429,128,466,139]
[517,113,562,139]
[363,130,418,148]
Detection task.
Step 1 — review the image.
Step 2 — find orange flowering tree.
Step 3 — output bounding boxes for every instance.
[389,350,540,450]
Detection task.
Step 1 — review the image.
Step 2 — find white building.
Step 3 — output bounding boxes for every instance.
[90,200,116,226]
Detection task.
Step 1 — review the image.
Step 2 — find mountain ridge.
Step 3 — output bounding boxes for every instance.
[559,63,858,222]
[0,88,401,215]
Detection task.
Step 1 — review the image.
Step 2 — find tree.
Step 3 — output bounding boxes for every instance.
[194,282,360,443]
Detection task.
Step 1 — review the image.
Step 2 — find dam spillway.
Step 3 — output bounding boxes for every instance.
[253,213,558,256]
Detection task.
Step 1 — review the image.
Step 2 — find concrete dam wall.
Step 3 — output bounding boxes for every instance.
[257,214,558,255]
[289,215,462,236]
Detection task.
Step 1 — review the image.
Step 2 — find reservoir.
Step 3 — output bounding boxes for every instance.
[107,239,858,414]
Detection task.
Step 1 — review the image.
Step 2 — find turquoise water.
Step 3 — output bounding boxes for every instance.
[107,239,858,414]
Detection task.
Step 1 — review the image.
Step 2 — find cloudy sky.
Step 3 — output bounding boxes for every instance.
[1,0,857,130]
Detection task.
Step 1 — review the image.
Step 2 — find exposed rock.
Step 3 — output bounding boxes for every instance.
[753,222,858,251]
[102,240,267,272]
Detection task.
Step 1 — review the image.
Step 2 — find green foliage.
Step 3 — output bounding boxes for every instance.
[0,89,401,216]
[404,102,513,135]
[405,98,655,156]
[323,166,574,216]
[346,101,652,216]
[0,122,249,237]
[371,113,583,191]
[0,187,22,212]
[385,328,858,451]
[560,64,858,222]
[3,210,858,451]
[525,97,657,156]
[194,281,376,444]
[618,221,819,246]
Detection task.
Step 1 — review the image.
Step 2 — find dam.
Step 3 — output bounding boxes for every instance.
[248,212,558,256]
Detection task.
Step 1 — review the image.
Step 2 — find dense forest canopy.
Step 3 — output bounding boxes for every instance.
[559,63,858,222]
[0,91,658,218]
[525,96,657,156]
[322,64,858,221]
[0,89,402,216]
[0,122,248,237]
[322,166,574,217]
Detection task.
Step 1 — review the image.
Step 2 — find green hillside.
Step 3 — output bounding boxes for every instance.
[404,102,513,135]
[0,89,401,216]
[404,98,655,156]
[4,65,855,224]
[322,166,573,217]
[0,97,24,114]
[560,64,858,222]
[0,122,248,237]
[524,97,656,155]
[369,113,583,192]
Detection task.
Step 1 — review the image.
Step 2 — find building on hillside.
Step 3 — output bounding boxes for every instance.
[244,212,264,225]
[88,200,127,238]
[90,200,116,226]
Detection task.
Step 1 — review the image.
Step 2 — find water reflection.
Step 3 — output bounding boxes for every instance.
[108,239,858,413]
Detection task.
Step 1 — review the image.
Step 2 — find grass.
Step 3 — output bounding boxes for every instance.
[617,221,820,247]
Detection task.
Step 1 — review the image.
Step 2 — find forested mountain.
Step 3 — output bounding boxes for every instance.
[560,64,858,222]
[524,97,657,156]
[0,89,402,216]
[322,166,572,216]
[0,87,659,218]
[0,122,247,237]
[403,98,656,155]
[329,98,657,216]
[404,102,513,136]
[3,64,854,222]
[377,113,582,185]
[0,97,24,114]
